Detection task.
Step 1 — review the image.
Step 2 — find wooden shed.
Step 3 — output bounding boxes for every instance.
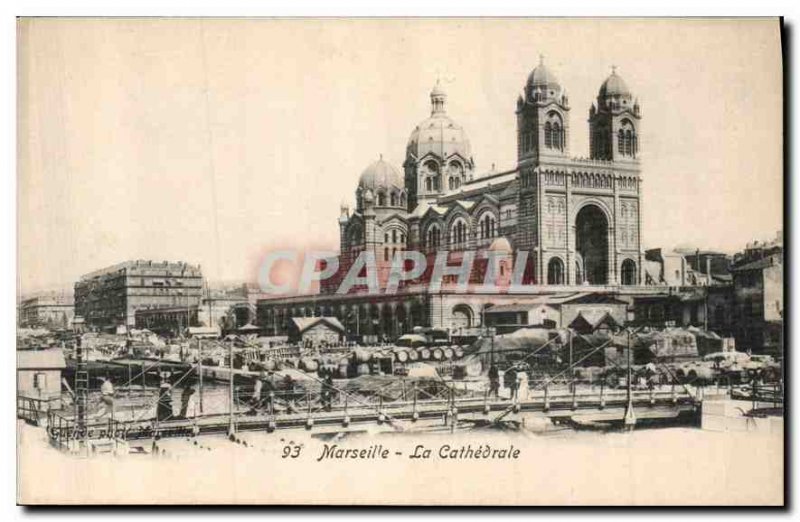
[17,349,66,399]
[288,317,346,346]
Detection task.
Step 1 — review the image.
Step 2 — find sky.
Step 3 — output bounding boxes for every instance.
[17,18,783,294]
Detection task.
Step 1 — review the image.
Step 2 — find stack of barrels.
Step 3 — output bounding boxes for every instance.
[291,344,468,377]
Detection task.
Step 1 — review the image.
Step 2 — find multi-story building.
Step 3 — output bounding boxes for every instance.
[74,260,203,331]
[134,282,264,336]
[730,249,783,356]
[18,293,74,329]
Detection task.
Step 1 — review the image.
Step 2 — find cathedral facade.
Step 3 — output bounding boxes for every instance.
[334,58,643,290]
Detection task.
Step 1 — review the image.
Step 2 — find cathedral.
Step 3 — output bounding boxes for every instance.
[258,58,648,338]
[334,58,643,290]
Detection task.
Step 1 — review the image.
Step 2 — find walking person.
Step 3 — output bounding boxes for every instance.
[488,364,500,398]
[506,366,518,401]
[261,373,275,413]
[320,371,334,411]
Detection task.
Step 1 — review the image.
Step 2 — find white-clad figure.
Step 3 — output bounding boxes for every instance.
[517,371,529,401]
[100,377,115,419]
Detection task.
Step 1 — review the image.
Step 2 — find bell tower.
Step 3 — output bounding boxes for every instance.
[589,67,641,162]
[515,57,571,281]
[516,56,571,167]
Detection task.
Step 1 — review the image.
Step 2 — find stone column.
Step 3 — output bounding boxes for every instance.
[565,172,573,285]
[607,225,617,286]
[612,174,620,286]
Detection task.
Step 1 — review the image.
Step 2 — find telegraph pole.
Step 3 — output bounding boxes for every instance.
[623,328,637,430]
[227,339,235,437]
[198,338,204,414]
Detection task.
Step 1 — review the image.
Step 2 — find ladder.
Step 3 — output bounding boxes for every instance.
[75,370,89,431]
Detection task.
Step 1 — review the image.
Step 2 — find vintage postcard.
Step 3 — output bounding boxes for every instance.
[16,17,784,505]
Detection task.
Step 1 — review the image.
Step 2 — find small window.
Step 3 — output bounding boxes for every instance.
[33,372,47,391]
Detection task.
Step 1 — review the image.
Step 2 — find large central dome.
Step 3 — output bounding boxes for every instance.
[406,82,472,163]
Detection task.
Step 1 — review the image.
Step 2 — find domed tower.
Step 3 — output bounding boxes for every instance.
[355,157,407,214]
[516,56,571,166]
[589,67,641,161]
[404,81,474,209]
[346,157,409,271]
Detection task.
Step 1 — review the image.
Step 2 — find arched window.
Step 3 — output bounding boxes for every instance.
[619,120,636,157]
[426,225,441,248]
[545,112,564,151]
[377,192,385,206]
[449,162,464,190]
[392,230,397,243]
[384,233,389,243]
[547,258,565,285]
[553,122,562,150]
[348,225,362,248]
[425,178,432,191]
[390,193,396,206]
[479,213,496,240]
[450,219,468,248]
[621,259,637,285]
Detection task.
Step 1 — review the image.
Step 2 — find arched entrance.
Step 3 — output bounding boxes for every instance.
[621,259,637,285]
[547,257,565,285]
[451,304,473,329]
[575,204,609,285]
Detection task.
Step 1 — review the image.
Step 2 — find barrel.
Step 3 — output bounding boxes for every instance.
[263,359,277,372]
[454,347,464,358]
[319,363,337,375]
[406,349,419,362]
[356,363,371,376]
[353,349,372,363]
[394,349,409,363]
[337,363,350,378]
[443,347,454,360]
[432,348,444,360]
[300,357,319,372]
[418,348,431,360]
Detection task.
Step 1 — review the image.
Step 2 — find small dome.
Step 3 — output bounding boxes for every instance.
[524,56,563,104]
[526,56,562,94]
[488,237,512,252]
[599,70,631,98]
[358,158,403,192]
[527,63,560,91]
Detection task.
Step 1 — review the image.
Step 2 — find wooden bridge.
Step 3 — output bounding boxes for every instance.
[43,384,699,449]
